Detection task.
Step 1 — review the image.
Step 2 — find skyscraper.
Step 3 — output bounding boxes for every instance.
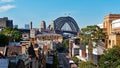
[0,17,13,28]
[40,21,46,29]
[39,21,46,32]
[25,24,29,29]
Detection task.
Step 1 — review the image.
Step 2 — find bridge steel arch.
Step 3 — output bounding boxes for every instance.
[53,16,80,33]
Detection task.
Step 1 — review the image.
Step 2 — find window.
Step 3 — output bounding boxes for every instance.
[74,48,79,55]
[109,40,111,45]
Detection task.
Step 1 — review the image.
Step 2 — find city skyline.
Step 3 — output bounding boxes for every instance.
[1,0,120,28]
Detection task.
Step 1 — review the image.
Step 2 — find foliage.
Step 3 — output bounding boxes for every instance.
[99,46,120,68]
[1,27,21,42]
[80,25,105,45]
[116,65,120,68]
[11,29,21,42]
[79,61,97,68]
[62,39,69,49]
[87,42,93,53]
[80,25,105,54]
[72,56,79,63]
[53,50,58,68]
[0,33,9,47]
[1,27,12,35]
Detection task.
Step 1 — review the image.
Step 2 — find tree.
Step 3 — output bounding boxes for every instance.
[79,61,97,68]
[80,25,105,45]
[72,56,79,64]
[53,50,58,68]
[1,27,12,36]
[2,27,21,42]
[0,33,9,47]
[99,46,120,68]
[62,39,69,49]
[11,29,21,42]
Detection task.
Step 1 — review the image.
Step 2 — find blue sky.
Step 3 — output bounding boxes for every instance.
[0,0,120,28]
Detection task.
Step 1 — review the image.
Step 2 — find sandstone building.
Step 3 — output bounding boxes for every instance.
[103,14,120,48]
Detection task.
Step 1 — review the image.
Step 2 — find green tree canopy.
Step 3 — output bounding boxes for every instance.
[72,55,79,64]
[1,27,21,42]
[62,39,69,49]
[2,27,12,36]
[0,33,9,47]
[80,25,105,45]
[53,51,58,68]
[11,29,21,42]
[99,46,120,68]
[79,61,97,68]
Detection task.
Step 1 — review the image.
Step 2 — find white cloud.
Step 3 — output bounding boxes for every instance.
[0,0,14,2]
[0,5,15,12]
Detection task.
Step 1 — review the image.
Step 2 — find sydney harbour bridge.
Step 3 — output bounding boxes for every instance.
[48,16,80,35]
